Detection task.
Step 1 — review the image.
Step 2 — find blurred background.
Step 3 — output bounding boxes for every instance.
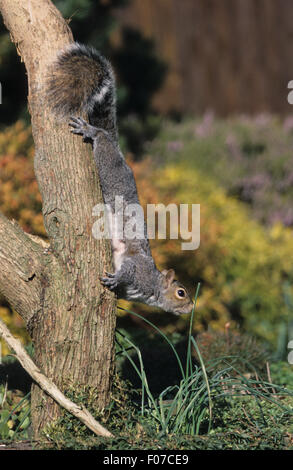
[1,0,293,370]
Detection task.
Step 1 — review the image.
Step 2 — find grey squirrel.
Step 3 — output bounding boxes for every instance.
[46,42,193,315]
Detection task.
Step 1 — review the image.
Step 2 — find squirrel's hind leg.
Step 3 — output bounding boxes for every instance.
[69,116,96,141]
[69,116,107,142]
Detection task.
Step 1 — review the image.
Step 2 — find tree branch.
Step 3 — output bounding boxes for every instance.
[0,317,114,438]
[0,213,44,324]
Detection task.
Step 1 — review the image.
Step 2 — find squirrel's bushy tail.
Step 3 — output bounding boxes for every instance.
[46,42,117,140]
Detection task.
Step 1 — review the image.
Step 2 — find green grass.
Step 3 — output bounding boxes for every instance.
[1,285,292,450]
[0,386,30,441]
[115,289,293,443]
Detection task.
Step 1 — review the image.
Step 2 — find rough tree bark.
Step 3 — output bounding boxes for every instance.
[0,0,117,437]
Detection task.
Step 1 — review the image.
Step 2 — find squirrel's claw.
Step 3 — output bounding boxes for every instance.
[69,116,86,125]
[105,271,115,278]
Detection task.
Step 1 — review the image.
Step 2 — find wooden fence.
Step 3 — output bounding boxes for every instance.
[114,0,293,115]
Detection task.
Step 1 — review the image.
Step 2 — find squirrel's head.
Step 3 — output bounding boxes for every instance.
[158,269,194,315]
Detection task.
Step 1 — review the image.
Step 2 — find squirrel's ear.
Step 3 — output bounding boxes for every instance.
[162,269,175,287]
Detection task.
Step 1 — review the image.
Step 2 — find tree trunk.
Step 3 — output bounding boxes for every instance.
[0,0,117,438]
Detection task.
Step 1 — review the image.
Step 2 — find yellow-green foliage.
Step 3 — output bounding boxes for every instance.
[0,121,44,235]
[0,304,30,356]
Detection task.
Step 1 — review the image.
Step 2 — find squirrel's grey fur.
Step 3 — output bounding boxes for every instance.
[46,42,193,315]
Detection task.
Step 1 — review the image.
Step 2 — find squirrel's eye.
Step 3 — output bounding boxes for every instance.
[176,289,186,299]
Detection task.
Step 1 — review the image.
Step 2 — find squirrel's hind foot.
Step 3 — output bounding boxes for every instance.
[69,116,111,144]
[69,116,98,142]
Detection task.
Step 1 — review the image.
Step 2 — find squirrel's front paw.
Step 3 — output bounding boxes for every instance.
[100,272,119,291]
